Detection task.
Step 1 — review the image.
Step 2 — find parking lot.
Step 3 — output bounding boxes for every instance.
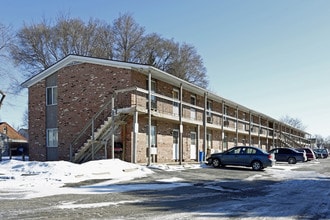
[1,158,330,220]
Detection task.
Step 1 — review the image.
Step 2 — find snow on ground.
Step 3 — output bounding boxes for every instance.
[0,157,155,199]
[1,157,330,219]
[0,157,202,200]
[195,161,330,220]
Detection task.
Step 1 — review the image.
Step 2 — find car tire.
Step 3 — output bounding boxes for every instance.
[212,159,221,168]
[288,157,296,164]
[251,160,263,171]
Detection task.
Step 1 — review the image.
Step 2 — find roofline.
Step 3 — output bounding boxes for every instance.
[0,122,28,141]
[20,55,310,135]
[21,55,151,88]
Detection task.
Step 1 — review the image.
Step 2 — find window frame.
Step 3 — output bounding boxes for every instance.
[46,86,58,106]
[46,128,58,148]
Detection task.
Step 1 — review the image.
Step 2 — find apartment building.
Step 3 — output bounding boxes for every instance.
[22,55,310,164]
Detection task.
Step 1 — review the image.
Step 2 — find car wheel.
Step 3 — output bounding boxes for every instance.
[212,158,221,168]
[288,157,296,164]
[251,161,262,171]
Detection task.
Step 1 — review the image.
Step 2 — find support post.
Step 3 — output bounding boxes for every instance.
[104,141,108,159]
[133,110,138,163]
[91,118,95,160]
[179,83,183,165]
[203,92,207,160]
[111,96,115,159]
[235,106,238,146]
[249,112,252,146]
[258,115,261,148]
[221,100,225,151]
[147,71,152,166]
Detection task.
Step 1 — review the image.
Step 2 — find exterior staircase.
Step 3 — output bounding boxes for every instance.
[69,93,132,163]
[72,111,130,163]
[278,132,301,149]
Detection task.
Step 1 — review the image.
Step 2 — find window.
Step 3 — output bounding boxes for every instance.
[190,95,196,120]
[190,95,196,105]
[151,125,157,147]
[228,147,241,154]
[146,79,156,109]
[207,100,212,116]
[246,148,257,154]
[207,133,212,149]
[224,105,228,121]
[46,86,57,106]
[47,128,58,147]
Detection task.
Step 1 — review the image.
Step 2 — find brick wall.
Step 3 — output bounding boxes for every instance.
[28,81,47,161]
[28,63,148,161]
[56,63,137,160]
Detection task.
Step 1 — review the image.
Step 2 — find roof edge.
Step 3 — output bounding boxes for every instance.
[21,55,150,88]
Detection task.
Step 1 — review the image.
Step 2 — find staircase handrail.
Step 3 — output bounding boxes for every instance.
[69,86,140,161]
[69,94,114,161]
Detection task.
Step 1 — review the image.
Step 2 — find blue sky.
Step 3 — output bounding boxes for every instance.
[1,0,330,137]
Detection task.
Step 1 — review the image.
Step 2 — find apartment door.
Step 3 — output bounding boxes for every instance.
[172,129,179,160]
[190,132,197,160]
[173,89,179,116]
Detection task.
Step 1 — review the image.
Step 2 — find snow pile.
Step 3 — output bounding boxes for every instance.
[0,158,153,199]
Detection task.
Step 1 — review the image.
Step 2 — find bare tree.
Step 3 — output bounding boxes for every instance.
[10,20,54,77]
[54,16,113,58]
[136,34,175,69]
[279,115,307,131]
[0,23,13,75]
[136,35,208,88]
[0,90,5,109]
[10,16,114,78]
[0,23,12,56]
[112,13,145,62]
[0,23,13,108]
[10,13,209,88]
[165,43,208,88]
[22,108,28,128]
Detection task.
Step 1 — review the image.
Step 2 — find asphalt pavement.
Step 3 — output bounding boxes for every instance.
[1,158,329,220]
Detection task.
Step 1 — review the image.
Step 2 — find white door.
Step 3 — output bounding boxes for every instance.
[173,89,179,116]
[172,130,179,160]
[190,132,197,160]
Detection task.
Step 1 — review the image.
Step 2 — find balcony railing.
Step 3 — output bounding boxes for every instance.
[114,87,278,137]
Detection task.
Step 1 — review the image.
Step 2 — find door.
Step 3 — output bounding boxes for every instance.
[190,132,197,160]
[173,89,179,116]
[221,147,241,165]
[173,130,179,160]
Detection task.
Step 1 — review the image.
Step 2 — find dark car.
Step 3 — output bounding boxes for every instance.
[313,149,323,159]
[268,147,306,164]
[207,146,275,171]
[321,149,329,158]
[297,147,316,161]
[314,149,329,159]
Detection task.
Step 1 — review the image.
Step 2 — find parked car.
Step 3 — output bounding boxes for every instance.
[207,146,275,171]
[297,147,316,161]
[313,149,323,159]
[322,149,329,158]
[268,147,306,164]
[314,149,329,159]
